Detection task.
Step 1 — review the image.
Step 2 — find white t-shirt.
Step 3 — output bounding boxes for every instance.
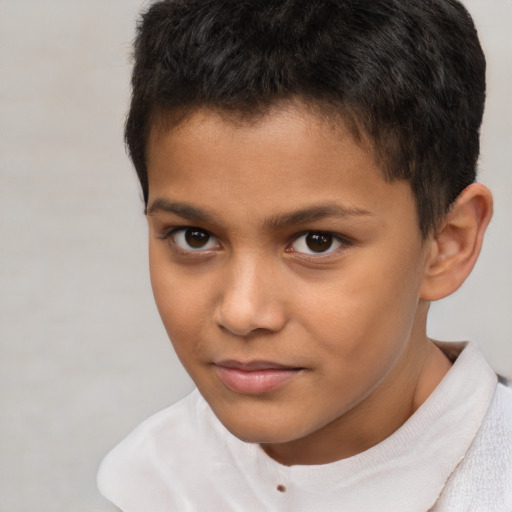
[98,342,512,511]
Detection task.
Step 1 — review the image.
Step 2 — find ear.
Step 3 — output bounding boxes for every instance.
[420,183,493,301]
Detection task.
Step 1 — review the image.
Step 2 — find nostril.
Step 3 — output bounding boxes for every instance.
[215,299,287,337]
[218,323,276,338]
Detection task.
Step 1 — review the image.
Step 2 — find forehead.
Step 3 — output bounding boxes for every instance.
[145,104,418,231]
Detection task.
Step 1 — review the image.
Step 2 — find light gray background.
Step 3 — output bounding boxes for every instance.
[0,1,510,511]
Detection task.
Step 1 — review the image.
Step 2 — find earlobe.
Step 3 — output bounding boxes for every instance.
[420,184,493,301]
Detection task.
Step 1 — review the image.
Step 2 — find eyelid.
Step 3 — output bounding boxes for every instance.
[160,226,221,252]
[287,231,350,256]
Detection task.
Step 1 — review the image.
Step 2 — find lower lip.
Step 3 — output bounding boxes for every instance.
[214,366,301,394]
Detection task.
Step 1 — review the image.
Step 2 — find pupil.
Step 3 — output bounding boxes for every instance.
[306,232,332,252]
[185,229,209,248]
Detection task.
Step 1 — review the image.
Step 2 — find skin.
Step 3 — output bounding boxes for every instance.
[145,103,453,466]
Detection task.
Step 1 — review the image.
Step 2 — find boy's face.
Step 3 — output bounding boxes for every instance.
[146,104,432,462]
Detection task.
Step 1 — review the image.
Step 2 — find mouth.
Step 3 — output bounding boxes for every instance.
[213,360,304,394]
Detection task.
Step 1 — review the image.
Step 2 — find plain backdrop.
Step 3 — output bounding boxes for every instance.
[0,1,510,510]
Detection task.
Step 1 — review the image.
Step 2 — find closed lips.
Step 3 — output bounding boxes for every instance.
[213,361,304,394]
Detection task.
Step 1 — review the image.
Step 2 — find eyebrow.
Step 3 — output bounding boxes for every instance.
[146,199,216,223]
[147,198,373,228]
[264,203,373,229]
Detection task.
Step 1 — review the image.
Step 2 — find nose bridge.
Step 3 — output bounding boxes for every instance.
[216,249,286,336]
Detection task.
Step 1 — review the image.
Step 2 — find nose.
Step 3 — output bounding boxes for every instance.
[214,254,288,337]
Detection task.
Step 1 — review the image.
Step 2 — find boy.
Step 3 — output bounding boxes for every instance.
[98,0,512,510]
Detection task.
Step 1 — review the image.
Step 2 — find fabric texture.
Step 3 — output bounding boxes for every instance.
[98,342,512,512]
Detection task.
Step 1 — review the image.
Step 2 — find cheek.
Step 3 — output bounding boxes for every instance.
[148,245,212,348]
[296,252,423,367]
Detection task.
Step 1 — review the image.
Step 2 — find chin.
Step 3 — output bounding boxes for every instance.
[227,425,295,445]
[215,408,310,445]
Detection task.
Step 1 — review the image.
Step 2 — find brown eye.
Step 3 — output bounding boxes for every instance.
[171,228,219,251]
[290,231,343,255]
[185,229,210,248]
[305,233,333,252]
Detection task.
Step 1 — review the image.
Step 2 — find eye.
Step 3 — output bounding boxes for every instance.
[290,232,343,255]
[170,227,220,251]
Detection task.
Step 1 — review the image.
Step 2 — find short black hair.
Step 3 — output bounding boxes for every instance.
[126,0,486,237]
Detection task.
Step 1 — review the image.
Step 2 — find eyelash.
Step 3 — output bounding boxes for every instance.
[158,227,351,258]
[158,227,221,253]
[287,231,349,256]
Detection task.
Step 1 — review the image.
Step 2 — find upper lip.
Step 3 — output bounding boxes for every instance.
[214,360,302,371]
